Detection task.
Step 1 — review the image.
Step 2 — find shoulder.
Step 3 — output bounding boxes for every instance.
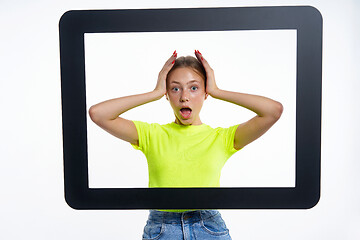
[132,120,170,133]
[214,124,242,150]
[132,120,161,127]
[214,124,240,135]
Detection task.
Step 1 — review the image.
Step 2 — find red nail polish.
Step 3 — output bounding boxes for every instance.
[201,57,203,60]
[173,50,176,55]
[198,50,202,55]
[172,60,175,64]
[174,53,177,57]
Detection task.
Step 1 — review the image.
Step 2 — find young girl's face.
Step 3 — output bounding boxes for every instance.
[166,67,208,125]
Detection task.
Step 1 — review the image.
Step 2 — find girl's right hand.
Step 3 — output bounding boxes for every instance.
[154,50,177,96]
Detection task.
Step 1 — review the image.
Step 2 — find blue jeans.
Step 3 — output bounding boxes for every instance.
[142,210,232,240]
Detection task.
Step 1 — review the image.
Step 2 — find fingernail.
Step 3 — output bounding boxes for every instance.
[172,60,175,64]
[198,50,202,55]
[201,57,203,60]
[174,53,177,57]
[173,50,176,55]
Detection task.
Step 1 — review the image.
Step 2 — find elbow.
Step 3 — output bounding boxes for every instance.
[273,101,283,120]
[89,105,101,124]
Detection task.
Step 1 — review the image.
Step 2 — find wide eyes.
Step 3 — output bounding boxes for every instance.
[171,86,198,92]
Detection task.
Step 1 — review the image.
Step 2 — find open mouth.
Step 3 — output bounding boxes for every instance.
[180,108,192,119]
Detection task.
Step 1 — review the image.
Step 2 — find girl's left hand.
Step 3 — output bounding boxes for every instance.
[195,50,219,96]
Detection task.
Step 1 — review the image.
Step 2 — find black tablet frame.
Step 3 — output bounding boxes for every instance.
[59,6,322,209]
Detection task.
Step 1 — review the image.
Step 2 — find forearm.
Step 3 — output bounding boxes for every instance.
[210,88,283,118]
[89,90,163,122]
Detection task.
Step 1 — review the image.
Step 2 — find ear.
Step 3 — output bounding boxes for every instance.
[204,93,208,100]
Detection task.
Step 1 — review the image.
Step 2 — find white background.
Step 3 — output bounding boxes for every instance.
[0,0,359,239]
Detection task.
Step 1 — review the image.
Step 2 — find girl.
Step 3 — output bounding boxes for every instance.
[89,50,283,239]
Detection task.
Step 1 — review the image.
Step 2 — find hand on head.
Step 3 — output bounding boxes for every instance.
[154,50,177,96]
[154,50,219,98]
[194,50,219,96]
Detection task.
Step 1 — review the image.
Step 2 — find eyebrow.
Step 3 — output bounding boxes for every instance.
[170,80,200,85]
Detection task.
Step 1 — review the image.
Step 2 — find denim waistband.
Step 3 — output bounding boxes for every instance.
[148,210,220,224]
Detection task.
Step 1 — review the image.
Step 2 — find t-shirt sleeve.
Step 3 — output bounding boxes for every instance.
[221,123,242,155]
[130,120,151,153]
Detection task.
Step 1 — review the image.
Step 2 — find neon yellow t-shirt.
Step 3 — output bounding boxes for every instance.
[131,121,241,188]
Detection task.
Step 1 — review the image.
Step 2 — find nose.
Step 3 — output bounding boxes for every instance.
[180,92,189,102]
